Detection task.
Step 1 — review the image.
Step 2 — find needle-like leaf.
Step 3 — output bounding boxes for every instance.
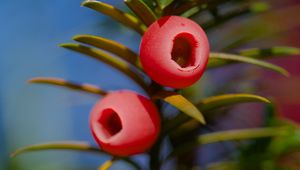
[239,46,300,58]
[29,77,107,95]
[73,34,139,66]
[197,93,271,111]
[153,91,206,124]
[10,141,102,158]
[82,1,146,35]
[158,0,175,9]
[168,127,288,158]
[124,0,157,26]
[208,52,289,76]
[98,158,115,170]
[11,142,141,170]
[163,0,227,16]
[164,93,271,134]
[60,43,148,92]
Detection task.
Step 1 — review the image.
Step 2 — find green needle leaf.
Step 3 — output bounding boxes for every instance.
[153,91,206,124]
[124,0,157,26]
[81,1,146,35]
[60,43,148,92]
[11,142,141,170]
[198,93,271,111]
[208,52,290,76]
[29,77,107,95]
[239,46,300,58]
[159,0,175,9]
[164,93,271,134]
[73,34,139,66]
[168,127,288,158]
[10,141,102,158]
[98,158,115,170]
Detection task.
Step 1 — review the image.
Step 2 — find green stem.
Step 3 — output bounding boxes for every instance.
[149,82,165,170]
[149,142,161,170]
[152,0,162,16]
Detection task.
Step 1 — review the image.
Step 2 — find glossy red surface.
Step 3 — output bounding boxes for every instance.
[90,90,161,156]
[140,16,210,88]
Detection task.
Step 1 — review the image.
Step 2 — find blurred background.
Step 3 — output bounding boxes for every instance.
[0,0,299,170]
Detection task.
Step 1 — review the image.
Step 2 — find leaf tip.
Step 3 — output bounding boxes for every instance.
[59,43,75,49]
[27,78,36,84]
[262,98,272,104]
[58,43,68,47]
[283,70,291,77]
[193,110,206,124]
[72,35,84,41]
[72,35,92,43]
[278,68,290,77]
[28,77,50,84]
[250,94,271,104]
[10,149,22,158]
[81,0,94,7]
[198,117,206,125]
[27,77,51,85]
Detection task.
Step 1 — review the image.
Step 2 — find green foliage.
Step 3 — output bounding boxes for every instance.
[237,138,274,170]
[28,77,107,95]
[169,127,287,158]
[10,142,102,157]
[268,122,300,157]
[82,1,146,34]
[12,0,300,170]
[99,159,115,170]
[216,107,300,170]
[10,142,141,170]
[60,43,148,92]
[124,0,157,26]
[239,46,300,58]
[73,34,139,66]
[158,0,174,9]
[164,93,272,134]
[197,93,271,111]
[209,52,290,76]
[153,91,206,124]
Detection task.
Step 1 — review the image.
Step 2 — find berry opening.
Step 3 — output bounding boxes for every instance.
[171,33,197,68]
[98,109,122,138]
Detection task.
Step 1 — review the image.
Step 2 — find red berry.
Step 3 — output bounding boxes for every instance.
[140,16,210,88]
[89,90,160,156]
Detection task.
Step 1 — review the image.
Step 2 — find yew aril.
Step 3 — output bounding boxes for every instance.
[140,16,210,88]
[90,90,160,156]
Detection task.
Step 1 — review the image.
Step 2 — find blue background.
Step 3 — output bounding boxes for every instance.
[0,0,144,169]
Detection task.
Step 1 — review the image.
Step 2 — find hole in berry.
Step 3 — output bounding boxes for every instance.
[98,109,122,138]
[171,33,197,68]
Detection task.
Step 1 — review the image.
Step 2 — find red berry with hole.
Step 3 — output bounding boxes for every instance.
[90,90,160,156]
[140,16,210,88]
